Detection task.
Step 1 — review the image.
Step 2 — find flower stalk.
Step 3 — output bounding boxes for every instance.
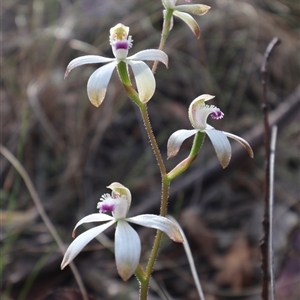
[61,12,255,298]
[152,8,174,73]
[167,131,205,181]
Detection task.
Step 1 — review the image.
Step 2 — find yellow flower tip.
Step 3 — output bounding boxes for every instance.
[110,23,130,41]
[173,231,184,243]
[200,5,211,15]
[117,263,133,282]
[107,182,127,193]
[221,160,229,169]
[88,90,104,107]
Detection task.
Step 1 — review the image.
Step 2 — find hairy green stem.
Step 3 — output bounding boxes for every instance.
[118,61,170,299]
[139,104,166,175]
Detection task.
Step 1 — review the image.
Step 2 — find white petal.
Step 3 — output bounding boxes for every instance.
[87,61,117,107]
[173,10,201,39]
[127,49,168,68]
[223,132,254,158]
[115,220,141,281]
[64,55,115,78]
[175,4,211,16]
[72,213,114,237]
[61,219,116,269]
[127,214,184,243]
[167,129,198,159]
[127,60,155,103]
[205,129,231,168]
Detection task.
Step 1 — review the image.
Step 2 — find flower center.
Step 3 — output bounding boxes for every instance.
[100,203,115,213]
[115,40,131,50]
[97,193,116,214]
[97,192,128,219]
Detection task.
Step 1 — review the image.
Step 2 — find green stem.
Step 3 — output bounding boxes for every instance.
[140,177,170,299]
[139,104,166,175]
[141,133,206,299]
[118,63,170,299]
[167,132,205,180]
[135,263,147,284]
[117,60,132,86]
[152,8,173,73]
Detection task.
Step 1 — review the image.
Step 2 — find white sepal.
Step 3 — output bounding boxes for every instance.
[72,213,114,237]
[127,214,184,242]
[223,131,254,158]
[175,4,211,16]
[115,220,141,281]
[61,220,116,269]
[127,49,168,68]
[205,129,232,168]
[87,61,117,107]
[167,129,198,158]
[65,55,115,78]
[127,60,156,103]
[173,10,201,39]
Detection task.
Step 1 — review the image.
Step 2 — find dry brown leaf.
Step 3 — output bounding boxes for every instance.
[215,238,258,292]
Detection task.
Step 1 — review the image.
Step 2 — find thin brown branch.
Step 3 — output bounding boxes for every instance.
[260,36,280,300]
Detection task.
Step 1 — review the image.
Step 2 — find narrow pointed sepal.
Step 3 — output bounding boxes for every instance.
[64,55,115,79]
[127,214,184,243]
[61,220,116,270]
[167,129,198,159]
[175,4,211,16]
[72,213,114,238]
[115,220,141,281]
[205,129,232,168]
[223,132,254,158]
[87,61,117,107]
[127,60,156,103]
[173,10,201,39]
[127,49,168,68]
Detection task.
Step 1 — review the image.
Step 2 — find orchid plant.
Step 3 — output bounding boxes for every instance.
[62,2,253,299]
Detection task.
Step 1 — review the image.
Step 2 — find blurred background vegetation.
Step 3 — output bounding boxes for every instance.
[1,0,299,299]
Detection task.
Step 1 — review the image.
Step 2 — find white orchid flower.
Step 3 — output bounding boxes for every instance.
[64,23,168,107]
[61,182,183,281]
[162,0,210,38]
[167,94,254,168]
